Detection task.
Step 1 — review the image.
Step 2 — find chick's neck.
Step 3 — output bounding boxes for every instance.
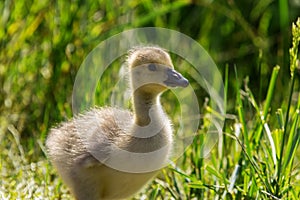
[132,89,163,127]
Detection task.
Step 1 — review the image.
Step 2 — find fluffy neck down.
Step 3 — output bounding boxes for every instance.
[133,89,162,127]
[124,88,172,150]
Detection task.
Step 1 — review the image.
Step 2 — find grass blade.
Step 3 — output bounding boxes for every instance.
[263,122,277,166]
[254,66,280,144]
[276,71,296,196]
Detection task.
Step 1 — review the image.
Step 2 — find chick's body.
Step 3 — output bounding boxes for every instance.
[46,46,189,200]
[47,107,171,199]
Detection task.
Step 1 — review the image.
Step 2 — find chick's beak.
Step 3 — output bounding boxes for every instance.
[164,68,189,88]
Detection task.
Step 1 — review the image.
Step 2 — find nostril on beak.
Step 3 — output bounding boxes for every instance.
[173,71,181,80]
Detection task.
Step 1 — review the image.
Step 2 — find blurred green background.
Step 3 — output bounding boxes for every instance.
[1,0,300,199]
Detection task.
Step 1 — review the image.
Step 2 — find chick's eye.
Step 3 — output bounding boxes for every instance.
[148,64,157,71]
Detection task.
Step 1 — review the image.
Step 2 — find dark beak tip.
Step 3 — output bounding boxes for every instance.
[182,79,189,87]
[164,78,189,88]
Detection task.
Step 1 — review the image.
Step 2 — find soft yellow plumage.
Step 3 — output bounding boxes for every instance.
[46,46,189,200]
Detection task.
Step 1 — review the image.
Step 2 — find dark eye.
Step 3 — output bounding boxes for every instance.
[148,64,157,71]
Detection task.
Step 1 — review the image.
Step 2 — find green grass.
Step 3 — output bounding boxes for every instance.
[1,0,300,199]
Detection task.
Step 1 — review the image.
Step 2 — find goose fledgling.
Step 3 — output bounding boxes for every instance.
[46,46,189,200]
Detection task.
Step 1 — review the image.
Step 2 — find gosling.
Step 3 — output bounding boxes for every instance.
[46,46,189,200]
